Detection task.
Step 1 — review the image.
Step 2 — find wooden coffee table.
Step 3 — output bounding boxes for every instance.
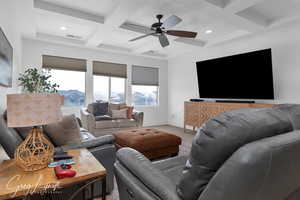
[0,148,107,200]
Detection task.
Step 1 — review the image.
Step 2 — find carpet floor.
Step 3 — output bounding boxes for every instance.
[0,125,196,200]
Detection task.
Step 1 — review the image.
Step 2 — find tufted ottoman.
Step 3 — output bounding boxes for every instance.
[113,128,182,159]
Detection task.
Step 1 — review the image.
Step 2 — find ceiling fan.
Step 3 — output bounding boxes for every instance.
[128,14,198,47]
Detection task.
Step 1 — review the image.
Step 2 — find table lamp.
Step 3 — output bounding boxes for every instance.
[6,93,63,171]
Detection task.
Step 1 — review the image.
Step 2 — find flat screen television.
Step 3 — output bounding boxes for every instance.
[0,27,13,87]
[196,49,274,100]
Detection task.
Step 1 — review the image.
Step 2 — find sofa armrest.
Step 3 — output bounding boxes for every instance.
[116,148,181,200]
[132,111,144,127]
[80,108,96,132]
[57,135,115,151]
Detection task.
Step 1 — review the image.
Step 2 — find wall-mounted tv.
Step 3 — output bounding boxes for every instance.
[0,27,13,87]
[196,49,274,100]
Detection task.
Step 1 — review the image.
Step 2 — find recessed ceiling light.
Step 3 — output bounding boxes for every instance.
[60,26,67,31]
[205,29,213,34]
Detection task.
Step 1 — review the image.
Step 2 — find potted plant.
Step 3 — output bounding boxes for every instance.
[18,68,59,93]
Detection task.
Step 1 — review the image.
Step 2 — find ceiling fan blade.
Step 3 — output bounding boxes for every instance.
[166,30,197,38]
[129,33,155,42]
[162,15,182,29]
[158,34,170,47]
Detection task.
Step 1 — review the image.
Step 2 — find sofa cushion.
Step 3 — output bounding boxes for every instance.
[117,119,137,127]
[0,115,23,158]
[120,105,134,119]
[88,102,108,116]
[108,103,126,116]
[153,156,188,185]
[95,115,113,121]
[177,107,294,200]
[274,104,300,130]
[95,120,118,129]
[112,109,128,119]
[43,114,82,146]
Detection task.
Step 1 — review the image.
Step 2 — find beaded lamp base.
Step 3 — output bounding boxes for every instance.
[15,127,54,172]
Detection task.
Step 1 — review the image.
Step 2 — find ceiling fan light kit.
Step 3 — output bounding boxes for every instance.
[129,14,198,47]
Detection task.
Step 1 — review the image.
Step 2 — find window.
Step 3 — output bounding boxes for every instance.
[132,65,159,106]
[93,75,109,102]
[49,69,85,107]
[93,61,127,103]
[132,85,158,106]
[111,77,126,103]
[93,75,126,104]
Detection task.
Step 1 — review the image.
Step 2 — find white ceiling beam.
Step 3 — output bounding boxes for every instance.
[224,0,269,13]
[36,33,86,45]
[174,38,207,47]
[202,0,267,32]
[33,0,105,24]
[86,0,146,47]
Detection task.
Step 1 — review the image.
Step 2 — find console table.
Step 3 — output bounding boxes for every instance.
[184,101,275,132]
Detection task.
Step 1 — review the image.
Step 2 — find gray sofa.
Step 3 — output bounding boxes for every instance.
[114,104,300,200]
[81,103,144,136]
[0,113,116,199]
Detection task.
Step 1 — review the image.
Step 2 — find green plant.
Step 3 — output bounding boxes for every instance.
[18,68,59,93]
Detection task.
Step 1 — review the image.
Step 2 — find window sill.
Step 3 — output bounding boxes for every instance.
[133,105,159,108]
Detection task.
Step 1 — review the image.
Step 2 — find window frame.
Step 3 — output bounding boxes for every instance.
[93,74,127,104]
[131,84,159,107]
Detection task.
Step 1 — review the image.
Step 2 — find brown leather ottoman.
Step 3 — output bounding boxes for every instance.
[113,128,182,159]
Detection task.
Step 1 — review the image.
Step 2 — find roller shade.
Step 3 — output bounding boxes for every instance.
[93,61,127,78]
[132,65,159,86]
[42,55,86,72]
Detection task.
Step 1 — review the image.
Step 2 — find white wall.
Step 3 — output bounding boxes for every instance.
[168,20,300,128]
[22,39,168,126]
[0,0,22,112]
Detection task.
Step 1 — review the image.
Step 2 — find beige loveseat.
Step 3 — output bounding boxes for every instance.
[81,103,144,136]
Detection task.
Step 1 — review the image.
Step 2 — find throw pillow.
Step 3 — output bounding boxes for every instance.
[108,104,121,116]
[111,108,128,119]
[120,105,134,119]
[127,106,134,119]
[15,127,33,140]
[88,102,108,116]
[43,114,82,146]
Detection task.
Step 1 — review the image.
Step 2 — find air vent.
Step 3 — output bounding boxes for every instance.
[65,34,83,40]
[97,44,131,52]
[142,50,167,58]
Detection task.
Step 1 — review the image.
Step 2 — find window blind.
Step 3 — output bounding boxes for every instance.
[93,61,127,78]
[42,55,87,72]
[132,65,159,86]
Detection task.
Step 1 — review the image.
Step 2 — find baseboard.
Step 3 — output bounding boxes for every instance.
[143,121,169,127]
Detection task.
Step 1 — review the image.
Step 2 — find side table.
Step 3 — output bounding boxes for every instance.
[0,148,107,200]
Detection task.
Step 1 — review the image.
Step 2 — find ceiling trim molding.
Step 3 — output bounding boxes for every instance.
[34,0,105,24]
[174,38,207,47]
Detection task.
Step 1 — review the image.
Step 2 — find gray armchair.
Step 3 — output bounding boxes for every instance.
[81,106,144,136]
[114,104,300,200]
[0,113,116,199]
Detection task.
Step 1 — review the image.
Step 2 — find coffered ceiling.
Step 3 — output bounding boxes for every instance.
[19,0,300,58]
